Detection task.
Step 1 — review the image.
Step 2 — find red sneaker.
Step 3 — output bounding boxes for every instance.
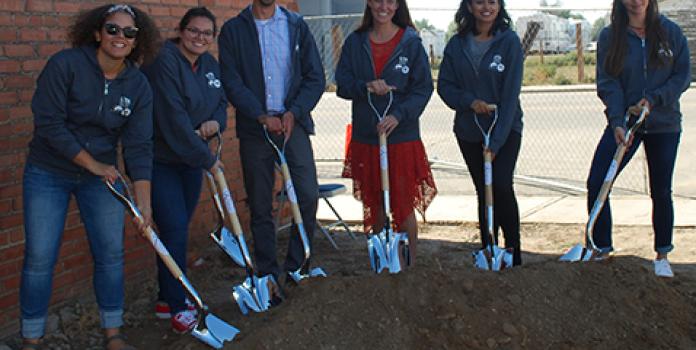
[155,299,197,319]
[171,310,197,334]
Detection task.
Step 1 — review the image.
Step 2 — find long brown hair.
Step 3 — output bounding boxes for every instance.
[604,0,670,77]
[355,0,415,32]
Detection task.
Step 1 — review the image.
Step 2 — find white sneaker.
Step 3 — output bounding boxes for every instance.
[654,258,674,278]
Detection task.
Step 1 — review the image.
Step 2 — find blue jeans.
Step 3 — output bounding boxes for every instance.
[587,128,681,254]
[21,163,125,339]
[151,162,202,314]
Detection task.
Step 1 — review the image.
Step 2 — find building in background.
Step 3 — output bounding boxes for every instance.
[419,28,446,62]
[661,0,696,81]
[516,12,572,54]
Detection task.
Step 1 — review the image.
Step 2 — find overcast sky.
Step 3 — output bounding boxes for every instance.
[408,0,612,30]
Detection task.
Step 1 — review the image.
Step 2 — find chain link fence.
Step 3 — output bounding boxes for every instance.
[303,11,676,196]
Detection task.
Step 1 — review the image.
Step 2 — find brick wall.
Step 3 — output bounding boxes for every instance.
[0,0,298,337]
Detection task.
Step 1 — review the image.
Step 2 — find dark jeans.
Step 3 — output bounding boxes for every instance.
[457,131,522,266]
[587,128,680,254]
[151,162,203,314]
[240,126,318,280]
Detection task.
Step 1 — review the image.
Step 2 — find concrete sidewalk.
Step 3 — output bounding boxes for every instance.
[317,193,696,227]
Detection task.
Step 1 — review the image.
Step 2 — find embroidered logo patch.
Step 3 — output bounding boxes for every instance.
[112,96,132,117]
[395,56,410,74]
[489,54,505,72]
[206,72,221,88]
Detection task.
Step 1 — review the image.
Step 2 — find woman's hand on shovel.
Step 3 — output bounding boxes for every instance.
[484,147,496,161]
[377,115,399,137]
[133,180,153,233]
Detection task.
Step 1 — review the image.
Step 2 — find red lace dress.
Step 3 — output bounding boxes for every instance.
[342,28,437,232]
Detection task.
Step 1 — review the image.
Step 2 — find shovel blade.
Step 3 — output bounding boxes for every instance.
[367,230,408,274]
[213,227,246,268]
[559,244,594,262]
[288,266,328,283]
[191,313,239,349]
[232,275,275,315]
[472,246,513,271]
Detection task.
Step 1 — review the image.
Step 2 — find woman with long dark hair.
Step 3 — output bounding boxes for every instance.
[588,0,690,277]
[20,4,159,350]
[437,0,524,267]
[336,0,436,266]
[142,6,227,333]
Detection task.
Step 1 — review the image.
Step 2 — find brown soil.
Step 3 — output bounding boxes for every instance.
[10,223,696,349]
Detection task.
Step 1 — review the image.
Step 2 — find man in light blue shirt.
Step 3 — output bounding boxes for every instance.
[218,0,326,301]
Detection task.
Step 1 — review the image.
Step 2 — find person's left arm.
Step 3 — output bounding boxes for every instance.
[489,36,524,155]
[645,25,691,108]
[286,19,326,127]
[389,41,434,123]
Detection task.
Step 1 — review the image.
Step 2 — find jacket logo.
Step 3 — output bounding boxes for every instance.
[112,96,132,117]
[395,56,410,74]
[489,54,505,72]
[206,72,221,88]
[658,44,673,59]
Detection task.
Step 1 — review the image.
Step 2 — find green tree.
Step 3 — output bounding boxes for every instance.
[445,20,458,42]
[414,19,435,31]
[591,16,607,41]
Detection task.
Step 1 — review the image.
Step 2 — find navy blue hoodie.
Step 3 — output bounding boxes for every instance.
[335,27,434,145]
[142,40,228,170]
[28,46,153,181]
[597,16,691,133]
[437,29,524,154]
[218,5,325,139]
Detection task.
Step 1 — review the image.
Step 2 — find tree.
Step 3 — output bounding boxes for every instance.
[591,16,608,41]
[414,19,435,31]
[445,20,458,42]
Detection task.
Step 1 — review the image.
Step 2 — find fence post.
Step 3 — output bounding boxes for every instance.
[576,22,584,82]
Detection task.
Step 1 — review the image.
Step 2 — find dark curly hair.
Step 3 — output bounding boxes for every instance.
[455,0,512,37]
[68,4,161,65]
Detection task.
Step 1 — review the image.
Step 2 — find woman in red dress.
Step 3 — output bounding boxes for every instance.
[335,0,436,265]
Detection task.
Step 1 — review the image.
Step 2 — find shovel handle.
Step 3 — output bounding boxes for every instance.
[379,133,389,192]
[212,167,245,236]
[279,162,304,225]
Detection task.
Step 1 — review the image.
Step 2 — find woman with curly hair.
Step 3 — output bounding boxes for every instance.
[142,7,227,333]
[20,4,159,350]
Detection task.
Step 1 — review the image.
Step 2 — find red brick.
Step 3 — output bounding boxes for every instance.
[4,76,34,89]
[0,259,21,278]
[1,275,20,291]
[181,0,199,5]
[171,6,189,17]
[148,6,171,16]
[4,44,35,57]
[0,292,19,310]
[9,106,33,118]
[20,29,47,42]
[54,2,81,13]
[62,253,90,270]
[38,44,63,57]
[0,198,12,213]
[0,60,19,73]
[0,92,18,105]
[48,31,66,42]
[26,0,54,12]
[0,0,23,11]
[0,245,23,261]
[21,59,45,73]
[18,89,33,103]
[0,183,22,197]
[0,213,22,230]
[0,30,17,41]
[9,229,24,244]
[161,0,180,4]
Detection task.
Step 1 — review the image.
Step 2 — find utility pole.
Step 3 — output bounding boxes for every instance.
[576,23,584,82]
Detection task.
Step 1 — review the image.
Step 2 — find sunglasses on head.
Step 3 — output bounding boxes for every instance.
[104,23,139,39]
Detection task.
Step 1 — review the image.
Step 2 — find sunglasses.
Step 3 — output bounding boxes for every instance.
[104,23,139,39]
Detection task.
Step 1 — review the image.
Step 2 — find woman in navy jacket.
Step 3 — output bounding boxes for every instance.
[336,0,436,266]
[142,7,227,333]
[21,4,159,350]
[588,0,690,277]
[437,0,524,266]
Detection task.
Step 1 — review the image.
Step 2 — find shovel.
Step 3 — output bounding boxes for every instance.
[263,127,327,283]
[366,90,410,274]
[106,173,238,349]
[560,106,648,262]
[472,104,514,271]
[204,133,276,314]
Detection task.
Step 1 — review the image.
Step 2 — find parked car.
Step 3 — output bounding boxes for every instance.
[585,41,597,52]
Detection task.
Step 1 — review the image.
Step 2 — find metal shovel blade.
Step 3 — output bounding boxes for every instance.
[472,246,513,271]
[191,313,240,349]
[211,226,246,268]
[559,244,594,262]
[232,274,275,315]
[367,229,409,274]
[288,266,328,284]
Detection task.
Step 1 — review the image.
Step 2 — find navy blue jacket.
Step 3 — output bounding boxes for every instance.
[142,40,227,169]
[28,46,153,181]
[335,27,434,145]
[597,16,691,133]
[218,6,325,139]
[437,29,524,154]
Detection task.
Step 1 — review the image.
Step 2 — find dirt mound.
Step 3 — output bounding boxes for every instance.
[6,223,695,349]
